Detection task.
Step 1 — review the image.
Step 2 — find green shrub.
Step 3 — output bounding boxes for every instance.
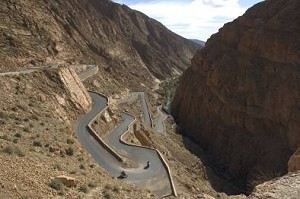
[2,146,14,155]
[30,114,39,121]
[104,184,112,189]
[23,127,30,132]
[54,163,62,171]
[28,102,34,107]
[33,141,42,147]
[2,145,24,157]
[49,179,64,190]
[69,170,77,174]
[0,135,11,141]
[17,104,28,112]
[77,157,84,162]
[14,147,25,157]
[11,107,18,112]
[88,182,97,188]
[15,133,22,138]
[65,147,74,156]
[78,184,88,193]
[103,190,111,199]
[79,164,85,170]
[0,111,9,119]
[112,185,120,193]
[66,139,74,144]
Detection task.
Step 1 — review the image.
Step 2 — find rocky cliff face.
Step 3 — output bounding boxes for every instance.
[172,0,300,190]
[0,0,199,82]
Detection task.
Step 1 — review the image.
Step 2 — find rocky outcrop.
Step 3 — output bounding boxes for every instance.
[288,148,300,172]
[172,0,300,190]
[0,0,199,83]
[249,172,300,199]
[58,67,91,111]
[53,175,77,187]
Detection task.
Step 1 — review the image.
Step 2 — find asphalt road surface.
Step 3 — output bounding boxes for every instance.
[75,92,172,197]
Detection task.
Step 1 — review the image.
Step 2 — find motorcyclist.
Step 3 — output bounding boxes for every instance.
[120,170,127,178]
[144,161,150,169]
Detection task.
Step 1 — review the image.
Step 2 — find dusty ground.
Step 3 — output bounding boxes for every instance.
[0,70,155,199]
[1,68,297,199]
[114,89,224,198]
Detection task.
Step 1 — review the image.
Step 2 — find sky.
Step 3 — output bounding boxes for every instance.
[113,0,263,41]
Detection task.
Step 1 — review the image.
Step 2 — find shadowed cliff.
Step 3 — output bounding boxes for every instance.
[172,0,300,193]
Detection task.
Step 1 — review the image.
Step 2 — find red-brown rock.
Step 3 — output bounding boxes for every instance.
[172,0,300,187]
[0,0,200,82]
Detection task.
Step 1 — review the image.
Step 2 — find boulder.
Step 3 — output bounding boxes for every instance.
[54,175,77,187]
[288,148,300,172]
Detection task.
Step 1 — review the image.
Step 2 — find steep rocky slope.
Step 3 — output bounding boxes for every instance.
[172,0,300,192]
[0,0,199,83]
[0,67,154,198]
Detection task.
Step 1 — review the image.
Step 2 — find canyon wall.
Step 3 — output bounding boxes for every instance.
[0,0,199,82]
[172,0,300,187]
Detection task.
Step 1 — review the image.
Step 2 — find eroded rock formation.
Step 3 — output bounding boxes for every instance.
[172,0,300,189]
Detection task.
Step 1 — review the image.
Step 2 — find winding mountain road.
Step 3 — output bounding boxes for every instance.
[154,106,168,134]
[0,66,172,196]
[75,92,173,197]
[117,92,152,128]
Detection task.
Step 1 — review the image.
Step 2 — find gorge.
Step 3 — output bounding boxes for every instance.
[172,0,300,193]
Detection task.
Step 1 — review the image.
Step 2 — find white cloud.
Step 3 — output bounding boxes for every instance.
[115,0,247,41]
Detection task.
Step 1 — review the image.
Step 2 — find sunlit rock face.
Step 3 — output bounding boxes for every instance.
[0,0,199,82]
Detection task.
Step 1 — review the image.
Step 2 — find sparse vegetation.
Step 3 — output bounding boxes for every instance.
[104,184,112,189]
[78,184,88,193]
[66,139,74,144]
[2,145,14,155]
[15,132,22,138]
[112,185,120,193]
[33,141,43,147]
[14,147,25,157]
[2,145,25,157]
[103,189,111,199]
[70,170,77,174]
[30,114,39,121]
[88,182,97,188]
[54,163,62,171]
[49,179,64,191]
[161,76,180,106]
[0,110,9,120]
[78,157,84,162]
[65,147,74,156]
[28,102,34,107]
[17,104,28,112]
[103,192,111,199]
[79,164,85,170]
[11,106,18,112]
[23,127,30,132]
[0,135,11,141]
